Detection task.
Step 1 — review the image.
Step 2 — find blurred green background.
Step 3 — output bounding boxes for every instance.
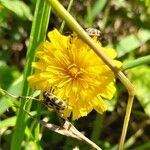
[0,0,150,150]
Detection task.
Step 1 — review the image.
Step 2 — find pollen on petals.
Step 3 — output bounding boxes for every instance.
[28,29,122,120]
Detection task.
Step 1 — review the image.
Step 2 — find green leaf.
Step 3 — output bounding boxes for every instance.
[0,116,16,129]
[131,142,150,150]
[88,0,107,22]
[0,0,33,21]
[0,75,23,115]
[11,0,51,149]
[106,93,118,112]
[0,88,5,96]
[116,29,150,57]
[0,65,20,89]
[123,55,150,70]
[0,111,36,129]
[128,66,150,116]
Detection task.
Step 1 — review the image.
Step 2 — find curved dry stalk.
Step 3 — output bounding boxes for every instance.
[25,110,102,150]
[47,1,136,150]
[0,88,102,149]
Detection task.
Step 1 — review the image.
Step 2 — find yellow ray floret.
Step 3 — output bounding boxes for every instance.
[28,29,122,120]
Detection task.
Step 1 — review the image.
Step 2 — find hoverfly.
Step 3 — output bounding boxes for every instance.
[1,87,67,119]
[42,91,66,111]
[40,87,68,119]
[42,90,67,120]
[67,28,108,46]
[86,28,108,46]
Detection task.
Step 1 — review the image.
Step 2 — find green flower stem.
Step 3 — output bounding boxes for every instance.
[91,114,105,143]
[48,1,135,150]
[123,55,150,70]
[59,0,74,32]
[10,1,51,150]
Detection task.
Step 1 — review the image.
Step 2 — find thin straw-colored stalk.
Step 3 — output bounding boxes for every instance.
[48,1,135,150]
[10,1,51,150]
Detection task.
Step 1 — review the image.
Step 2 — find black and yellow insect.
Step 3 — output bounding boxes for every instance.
[1,87,67,120]
[86,28,102,37]
[42,91,66,112]
[42,90,69,122]
[86,28,108,46]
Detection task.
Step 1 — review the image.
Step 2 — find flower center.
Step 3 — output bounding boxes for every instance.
[68,64,82,78]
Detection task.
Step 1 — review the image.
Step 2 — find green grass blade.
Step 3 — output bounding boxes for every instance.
[0,116,16,128]
[91,114,104,144]
[10,0,51,150]
[59,0,74,32]
[131,142,150,150]
[116,29,150,57]
[123,55,150,70]
[0,0,33,21]
[86,0,107,25]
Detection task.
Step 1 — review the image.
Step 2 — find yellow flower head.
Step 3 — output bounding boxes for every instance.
[28,29,122,120]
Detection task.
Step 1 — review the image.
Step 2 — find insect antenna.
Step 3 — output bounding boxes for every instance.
[1,88,42,102]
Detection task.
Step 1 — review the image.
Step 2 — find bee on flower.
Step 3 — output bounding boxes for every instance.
[28,29,122,120]
[86,28,108,46]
